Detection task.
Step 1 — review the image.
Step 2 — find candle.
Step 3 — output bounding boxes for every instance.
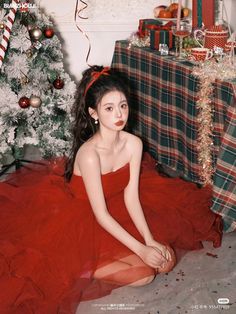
[176,0,182,30]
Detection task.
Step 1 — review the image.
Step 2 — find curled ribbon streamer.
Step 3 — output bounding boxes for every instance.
[74,0,92,67]
[76,0,88,19]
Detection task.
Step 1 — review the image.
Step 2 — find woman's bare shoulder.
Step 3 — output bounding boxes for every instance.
[122,131,143,150]
[74,141,100,174]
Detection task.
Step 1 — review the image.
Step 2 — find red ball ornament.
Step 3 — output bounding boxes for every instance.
[44,27,54,38]
[18,96,30,108]
[53,77,64,89]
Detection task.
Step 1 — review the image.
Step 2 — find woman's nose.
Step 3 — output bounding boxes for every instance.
[115,108,122,117]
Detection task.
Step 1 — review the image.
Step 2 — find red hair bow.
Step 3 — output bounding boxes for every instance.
[84,67,110,96]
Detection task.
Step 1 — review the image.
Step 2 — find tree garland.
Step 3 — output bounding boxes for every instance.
[195,72,215,185]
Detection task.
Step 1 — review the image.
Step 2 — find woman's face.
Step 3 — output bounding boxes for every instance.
[92,90,129,131]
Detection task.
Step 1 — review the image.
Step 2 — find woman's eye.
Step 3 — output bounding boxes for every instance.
[105,107,113,111]
[121,103,128,109]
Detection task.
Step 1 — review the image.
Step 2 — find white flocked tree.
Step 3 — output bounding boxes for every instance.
[0,0,76,170]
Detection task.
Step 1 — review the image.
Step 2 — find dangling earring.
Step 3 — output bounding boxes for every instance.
[94,119,98,124]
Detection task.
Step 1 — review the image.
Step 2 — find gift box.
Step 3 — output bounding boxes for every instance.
[192,0,215,28]
[138,19,162,37]
[150,29,174,50]
[149,22,175,50]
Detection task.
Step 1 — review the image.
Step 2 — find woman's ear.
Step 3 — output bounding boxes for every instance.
[88,107,98,120]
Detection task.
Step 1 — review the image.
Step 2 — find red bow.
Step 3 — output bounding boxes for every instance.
[84,67,110,96]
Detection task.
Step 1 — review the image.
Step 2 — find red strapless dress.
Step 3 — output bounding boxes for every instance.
[0,154,222,313]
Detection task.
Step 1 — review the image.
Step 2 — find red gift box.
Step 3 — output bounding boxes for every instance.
[150,29,174,50]
[192,0,215,28]
[138,19,162,37]
[149,21,175,49]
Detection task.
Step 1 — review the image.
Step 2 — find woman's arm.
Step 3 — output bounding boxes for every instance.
[124,135,171,261]
[75,146,166,268]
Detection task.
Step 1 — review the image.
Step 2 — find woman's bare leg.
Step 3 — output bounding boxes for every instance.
[93,254,156,287]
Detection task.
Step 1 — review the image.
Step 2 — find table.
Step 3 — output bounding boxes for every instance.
[111,40,236,232]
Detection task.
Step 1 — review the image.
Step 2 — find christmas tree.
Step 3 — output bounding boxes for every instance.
[0,0,76,170]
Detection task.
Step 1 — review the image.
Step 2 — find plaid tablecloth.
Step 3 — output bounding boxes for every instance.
[111,40,236,232]
[212,105,236,232]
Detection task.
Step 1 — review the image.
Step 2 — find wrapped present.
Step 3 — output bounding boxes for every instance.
[138,19,162,37]
[150,29,174,50]
[149,21,175,50]
[192,0,215,28]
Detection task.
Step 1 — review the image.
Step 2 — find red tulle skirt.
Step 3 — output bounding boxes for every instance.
[0,154,222,313]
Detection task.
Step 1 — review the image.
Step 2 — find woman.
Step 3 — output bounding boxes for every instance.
[0,66,222,313]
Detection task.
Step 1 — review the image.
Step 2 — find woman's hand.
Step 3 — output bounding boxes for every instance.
[145,239,172,262]
[144,239,176,273]
[138,245,167,269]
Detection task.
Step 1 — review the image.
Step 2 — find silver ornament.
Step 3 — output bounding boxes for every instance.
[30,95,42,108]
[30,27,43,41]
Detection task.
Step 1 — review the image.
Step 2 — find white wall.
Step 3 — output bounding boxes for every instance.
[223,0,236,34]
[37,0,235,81]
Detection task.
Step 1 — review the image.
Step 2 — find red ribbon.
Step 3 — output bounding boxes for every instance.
[146,25,160,31]
[84,67,110,96]
[138,20,175,38]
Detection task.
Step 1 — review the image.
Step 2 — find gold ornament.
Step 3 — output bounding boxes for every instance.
[29,95,42,108]
[0,22,4,30]
[26,48,34,58]
[20,71,30,85]
[21,76,29,85]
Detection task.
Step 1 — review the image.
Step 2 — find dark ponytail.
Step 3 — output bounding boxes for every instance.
[64,65,129,182]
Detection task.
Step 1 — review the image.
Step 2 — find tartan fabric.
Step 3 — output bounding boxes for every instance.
[212,104,236,232]
[111,40,236,232]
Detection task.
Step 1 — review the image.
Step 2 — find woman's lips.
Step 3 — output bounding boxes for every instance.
[115,120,124,126]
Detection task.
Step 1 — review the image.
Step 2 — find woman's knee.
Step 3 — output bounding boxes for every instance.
[129,273,155,287]
[128,266,156,287]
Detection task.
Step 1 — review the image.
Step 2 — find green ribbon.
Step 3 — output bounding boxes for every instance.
[197,0,202,28]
